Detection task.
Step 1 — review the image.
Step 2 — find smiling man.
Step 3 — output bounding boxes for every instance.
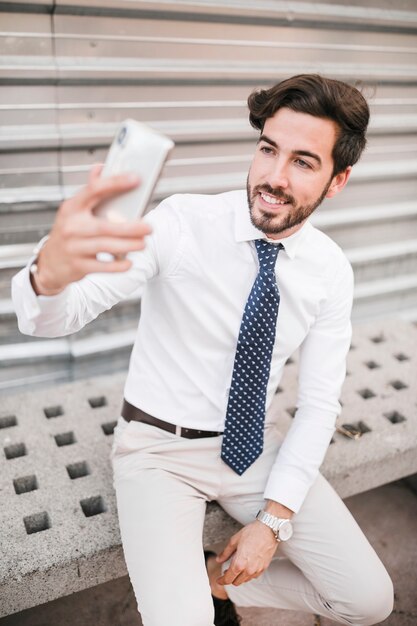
[12,75,393,626]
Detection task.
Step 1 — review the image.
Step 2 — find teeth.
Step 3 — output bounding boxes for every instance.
[261,193,286,205]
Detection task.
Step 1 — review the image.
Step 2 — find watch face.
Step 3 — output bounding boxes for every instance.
[278,520,293,541]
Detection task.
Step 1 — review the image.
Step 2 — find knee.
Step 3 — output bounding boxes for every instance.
[344,568,394,626]
[359,570,394,625]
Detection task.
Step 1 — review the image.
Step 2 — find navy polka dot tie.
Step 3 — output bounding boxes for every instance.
[221,239,284,475]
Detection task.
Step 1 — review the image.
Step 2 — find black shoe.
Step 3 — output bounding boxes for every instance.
[204,551,242,626]
[212,595,242,626]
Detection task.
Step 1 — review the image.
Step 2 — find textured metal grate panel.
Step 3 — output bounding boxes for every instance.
[1,0,417,385]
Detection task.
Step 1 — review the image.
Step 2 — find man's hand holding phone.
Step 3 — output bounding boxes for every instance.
[31,120,174,296]
[30,164,152,296]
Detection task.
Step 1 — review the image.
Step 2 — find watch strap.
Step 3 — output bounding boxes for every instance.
[256,509,281,541]
[256,509,293,542]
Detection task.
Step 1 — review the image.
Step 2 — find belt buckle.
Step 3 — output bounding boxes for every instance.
[175,425,182,436]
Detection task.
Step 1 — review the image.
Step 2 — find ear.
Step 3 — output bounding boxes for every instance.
[325,166,352,199]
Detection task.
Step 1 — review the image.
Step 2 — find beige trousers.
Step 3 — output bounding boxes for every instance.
[111,417,393,626]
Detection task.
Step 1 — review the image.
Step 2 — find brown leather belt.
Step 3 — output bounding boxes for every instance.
[121,399,223,439]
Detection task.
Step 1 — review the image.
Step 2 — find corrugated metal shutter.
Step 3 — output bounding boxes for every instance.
[1,0,417,391]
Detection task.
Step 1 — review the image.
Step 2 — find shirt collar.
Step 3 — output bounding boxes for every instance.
[233,191,310,260]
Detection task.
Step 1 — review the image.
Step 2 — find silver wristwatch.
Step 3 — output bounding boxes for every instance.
[256,510,293,542]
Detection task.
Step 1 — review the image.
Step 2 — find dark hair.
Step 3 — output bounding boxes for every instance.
[248,74,370,175]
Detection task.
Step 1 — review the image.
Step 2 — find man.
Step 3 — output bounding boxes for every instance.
[12,75,393,626]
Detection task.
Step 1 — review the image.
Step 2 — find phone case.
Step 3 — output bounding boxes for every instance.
[97,119,174,222]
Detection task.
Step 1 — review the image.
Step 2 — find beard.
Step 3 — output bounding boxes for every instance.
[247,176,332,236]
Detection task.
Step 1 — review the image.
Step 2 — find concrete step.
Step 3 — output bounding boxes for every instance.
[0,300,51,345]
[0,245,37,301]
[352,274,417,321]
[346,239,417,283]
[321,165,417,213]
[0,330,135,394]
[0,170,249,216]
[1,302,144,352]
[0,185,63,214]
[0,323,135,390]
[0,208,54,247]
[0,288,142,345]
[0,118,253,153]
[0,325,137,366]
[311,201,417,250]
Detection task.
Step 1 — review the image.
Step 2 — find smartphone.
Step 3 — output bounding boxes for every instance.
[96,119,174,223]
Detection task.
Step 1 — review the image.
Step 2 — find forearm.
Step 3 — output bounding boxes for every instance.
[12,257,142,338]
[264,499,294,519]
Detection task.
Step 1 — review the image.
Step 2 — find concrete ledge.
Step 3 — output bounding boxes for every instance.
[0,318,416,617]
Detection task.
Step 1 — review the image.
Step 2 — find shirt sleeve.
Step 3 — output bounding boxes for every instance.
[263,257,354,514]
[11,198,180,338]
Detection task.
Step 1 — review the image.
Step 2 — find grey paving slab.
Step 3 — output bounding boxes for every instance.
[239,606,315,625]
[0,575,143,626]
[340,482,417,623]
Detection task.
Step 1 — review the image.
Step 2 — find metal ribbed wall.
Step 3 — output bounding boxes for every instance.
[1,0,417,392]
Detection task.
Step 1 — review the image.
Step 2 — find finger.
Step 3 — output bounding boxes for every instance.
[217,570,241,586]
[93,218,152,239]
[61,215,152,240]
[67,173,140,215]
[86,174,141,213]
[216,540,237,563]
[75,257,133,275]
[231,571,252,586]
[69,236,147,257]
[217,570,235,586]
[217,563,242,586]
[88,163,104,184]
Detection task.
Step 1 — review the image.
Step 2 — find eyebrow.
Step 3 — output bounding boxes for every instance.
[258,134,322,167]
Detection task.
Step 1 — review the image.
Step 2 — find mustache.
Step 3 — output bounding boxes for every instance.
[253,184,294,205]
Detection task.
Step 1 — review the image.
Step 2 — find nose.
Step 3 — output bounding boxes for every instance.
[268,159,289,190]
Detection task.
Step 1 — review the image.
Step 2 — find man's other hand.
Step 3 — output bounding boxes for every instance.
[216,521,279,587]
[31,164,152,296]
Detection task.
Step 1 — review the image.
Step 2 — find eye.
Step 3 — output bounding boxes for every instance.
[295,158,312,169]
[259,145,274,155]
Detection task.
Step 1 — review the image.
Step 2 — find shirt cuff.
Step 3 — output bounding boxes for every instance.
[263,470,316,515]
[11,258,70,335]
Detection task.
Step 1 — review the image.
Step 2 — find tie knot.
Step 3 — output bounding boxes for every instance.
[255,239,284,271]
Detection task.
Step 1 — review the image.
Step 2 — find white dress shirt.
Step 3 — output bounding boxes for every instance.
[12,190,353,513]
